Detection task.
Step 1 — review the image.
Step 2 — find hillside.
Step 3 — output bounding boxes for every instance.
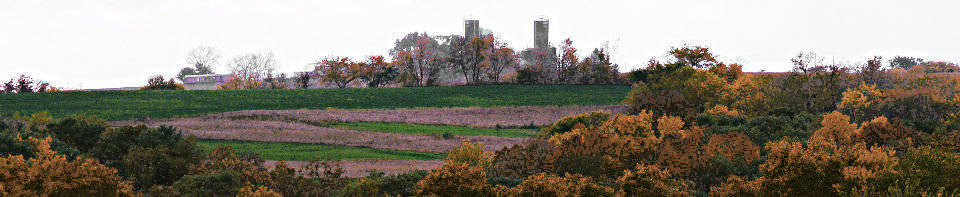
[0,85,631,120]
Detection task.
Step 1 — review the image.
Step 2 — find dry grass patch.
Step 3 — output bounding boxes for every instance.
[118,118,525,152]
[213,105,628,128]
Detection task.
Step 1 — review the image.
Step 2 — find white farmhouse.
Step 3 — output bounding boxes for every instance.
[182,74,233,90]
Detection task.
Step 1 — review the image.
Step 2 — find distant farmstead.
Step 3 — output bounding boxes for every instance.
[183,74,233,90]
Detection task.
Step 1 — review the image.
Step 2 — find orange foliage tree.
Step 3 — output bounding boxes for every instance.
[315,56,365,88]
[359,55,396,88]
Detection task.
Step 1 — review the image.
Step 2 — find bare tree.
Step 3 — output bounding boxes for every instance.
[229,50,276,80]
[218,50,277,89]
[177,46,220,80]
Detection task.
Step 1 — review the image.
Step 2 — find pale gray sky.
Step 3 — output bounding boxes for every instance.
[2,0,958,89]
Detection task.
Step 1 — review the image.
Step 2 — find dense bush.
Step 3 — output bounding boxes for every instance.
[172,170,246,196]
[625,46,741,118]
[104,126,203,189]
[892,146,960,192]
[141,75,185,90]
[341,170,429,196]
[500,173,614,196]
[540,111,610,136]
[45,115,110,153]
[0,132,36,158]
[487,139,556,179]
[616,164,693,196]
[416,162,489,196]
[417,141,494,196]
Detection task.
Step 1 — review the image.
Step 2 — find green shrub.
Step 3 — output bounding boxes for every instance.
[377,170,428,196]
[487,176,522,188]
[172,170,245,196]
[340,176,384,197]
[540,111,610,136]
[0,132,35,158]
[893,146,960,192]
[91,125,203,189]
[742,113,818,145]
[46,115,109,153]
[267,160,340,197]
[141,75,185,90]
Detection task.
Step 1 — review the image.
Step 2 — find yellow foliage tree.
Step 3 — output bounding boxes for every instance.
[500,173,613,196]
[839,83,884,122]
[656,116,706,176]
[616,164,693,197]
[858,116,917,148]
[813,111,860,146]
[706,105,740,117]
[487,139,557,179]
[708,176,761,197]
[237,185,282,197]
[0,136,136,196]
[417,141,494,196]
[548,112,662,177]
[759,133,898,196]
[726,75,771,116]
[415,162,488,196]
[705,132,760,162]
[188,146,272,186]
[446,141,493,167]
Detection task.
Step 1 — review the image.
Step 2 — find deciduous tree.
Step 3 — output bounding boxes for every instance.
[219,51,277,90]
[315,56,364,88]
[359,55,396,88]
[393,34,443,87]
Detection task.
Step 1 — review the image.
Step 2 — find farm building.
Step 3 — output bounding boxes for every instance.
[182,74,233,90]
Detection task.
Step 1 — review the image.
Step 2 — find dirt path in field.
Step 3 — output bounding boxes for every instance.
[111,105,627,152]
[263,159,444,178]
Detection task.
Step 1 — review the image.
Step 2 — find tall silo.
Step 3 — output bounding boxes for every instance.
[534,18,549,49]
[464,19,480,40]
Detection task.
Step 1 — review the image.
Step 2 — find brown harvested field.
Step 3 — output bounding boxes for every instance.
[117,118,525,152]
[111,105,627,152]
[207,105,628,127]
[263,159,444,178]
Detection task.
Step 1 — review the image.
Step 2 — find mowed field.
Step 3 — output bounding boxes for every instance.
[10,85,632,177]
[0,85,631,120]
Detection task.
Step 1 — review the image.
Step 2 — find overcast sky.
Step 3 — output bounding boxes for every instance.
[1,0,958,89]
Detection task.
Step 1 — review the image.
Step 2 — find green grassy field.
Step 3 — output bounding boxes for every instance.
[197,140,443,161]
[327,122,538,138]
[0,85,630,121]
